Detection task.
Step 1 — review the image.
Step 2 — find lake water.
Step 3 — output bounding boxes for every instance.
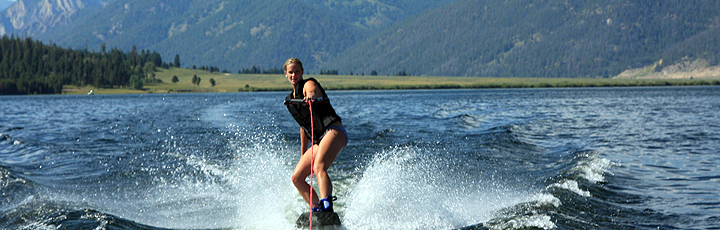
[1,87,719,229]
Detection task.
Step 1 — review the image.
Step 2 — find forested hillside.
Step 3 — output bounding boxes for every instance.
[296,0,460,30]
[1,0,458,73]
[0,35,163,94]
[326,0,720,77]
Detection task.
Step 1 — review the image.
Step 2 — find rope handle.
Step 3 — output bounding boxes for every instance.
[284,97,327,105]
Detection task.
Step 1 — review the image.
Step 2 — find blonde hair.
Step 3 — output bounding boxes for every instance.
[283,58,304,72]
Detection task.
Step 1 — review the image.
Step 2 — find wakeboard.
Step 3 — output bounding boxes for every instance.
[295,211,341,228]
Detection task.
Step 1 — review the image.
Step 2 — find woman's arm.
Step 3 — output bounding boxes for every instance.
[302,80,322,101]
[300,80,320,153]
[300,127,308,155]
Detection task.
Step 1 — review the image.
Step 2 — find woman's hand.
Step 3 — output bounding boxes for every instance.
[304,93,316,102]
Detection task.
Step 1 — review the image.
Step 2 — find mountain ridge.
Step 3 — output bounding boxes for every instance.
[2,0,453,71]
[2,0,720,77]
[0,0,106,37]
[325,0,720,77]
[0,0,13,11]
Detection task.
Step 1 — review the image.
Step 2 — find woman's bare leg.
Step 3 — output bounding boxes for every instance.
[313,128,346,199]
[292,150,319,207]
[291,127,346,208]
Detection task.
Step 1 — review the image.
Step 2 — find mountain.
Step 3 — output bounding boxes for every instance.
[326,0,720,77]
[295,0,461,30]
[2,0,720,77]
[1,0,458,73]
[0,0,13,11]
[0,0,106,37]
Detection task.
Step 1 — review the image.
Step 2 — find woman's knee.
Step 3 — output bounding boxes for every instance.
[291,171,307,184]
[312,164,328,177]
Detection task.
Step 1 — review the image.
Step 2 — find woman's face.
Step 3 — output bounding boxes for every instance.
[286,64,303,86]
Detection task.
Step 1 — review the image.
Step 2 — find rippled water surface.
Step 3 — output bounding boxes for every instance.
[1,87,719,229]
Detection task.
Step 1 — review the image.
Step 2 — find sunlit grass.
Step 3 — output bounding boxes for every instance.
[63,67,720,95]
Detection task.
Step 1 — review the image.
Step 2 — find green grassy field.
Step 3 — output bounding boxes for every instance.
[62,67,720,95]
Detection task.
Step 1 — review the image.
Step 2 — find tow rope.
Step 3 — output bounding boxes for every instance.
[308,99,315,229]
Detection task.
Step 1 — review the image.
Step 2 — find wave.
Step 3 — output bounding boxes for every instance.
[343,146,544,229]
[6,90,712,229]
[547,155,614,197]
[21,209,167,230]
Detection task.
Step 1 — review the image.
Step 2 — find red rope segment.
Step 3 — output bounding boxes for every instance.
[308,100,315,229]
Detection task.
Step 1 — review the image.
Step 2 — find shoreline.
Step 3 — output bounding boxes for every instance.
[54,67,720,95]
[61,77,720,95]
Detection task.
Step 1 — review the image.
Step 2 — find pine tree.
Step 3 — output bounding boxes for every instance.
[173,54,181,68]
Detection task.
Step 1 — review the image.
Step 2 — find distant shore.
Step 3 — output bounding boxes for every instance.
[62,67,720,95]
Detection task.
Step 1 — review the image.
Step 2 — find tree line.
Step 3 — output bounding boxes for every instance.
[189,65,284,75]
[0,35,164,95]
[0,35,416,96]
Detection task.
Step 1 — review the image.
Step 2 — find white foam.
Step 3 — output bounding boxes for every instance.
[576,157,613,183]
[342,146,538,229]
[488,214,557,230]
[0,167,27,189]
[546,155,614,198]
[80,211,111,229]
[22,221,58,230]
[530,193,562,207]
[105,102,304,229]
[550,180,591,197]
[224,134,299,229]
[85,129,302,229]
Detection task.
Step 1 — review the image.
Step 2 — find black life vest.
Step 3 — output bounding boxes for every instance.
[286,78,341,144]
